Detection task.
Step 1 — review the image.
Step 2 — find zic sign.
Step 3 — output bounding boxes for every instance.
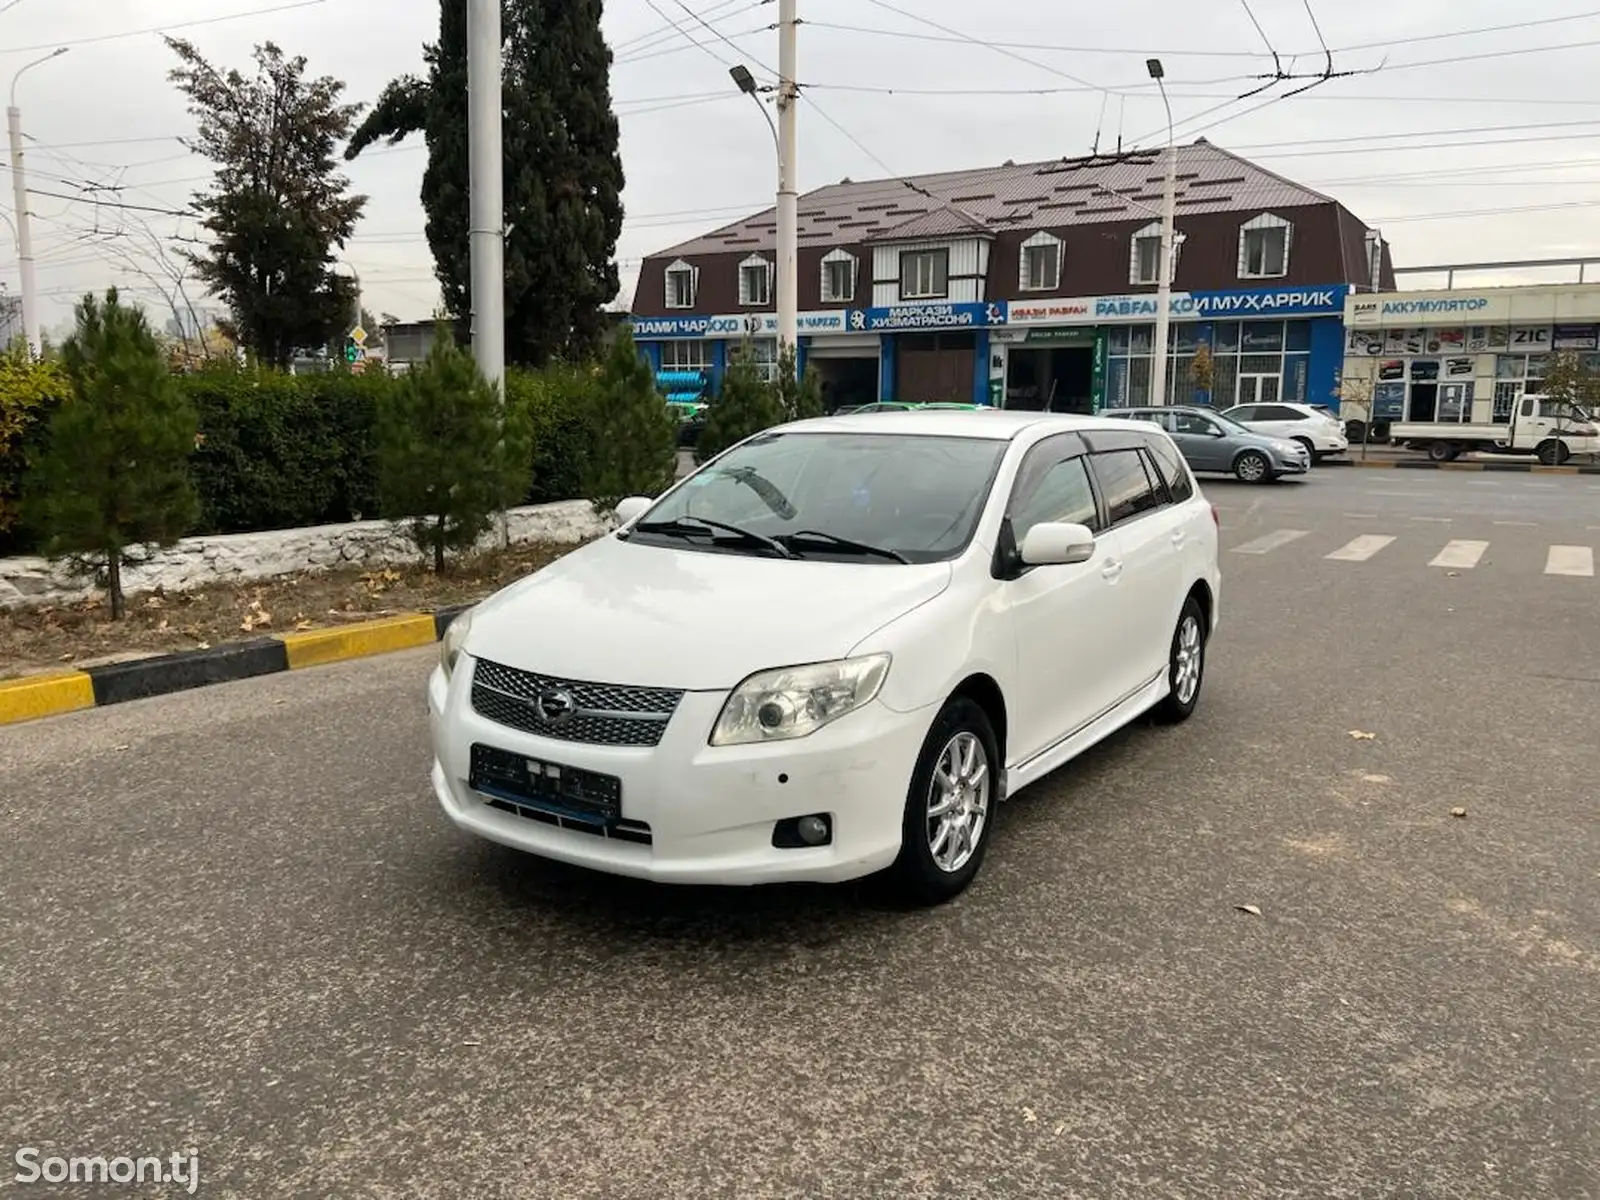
[848,302,1008,331]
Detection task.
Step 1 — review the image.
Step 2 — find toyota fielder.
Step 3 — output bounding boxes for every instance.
[428,411,1221,905]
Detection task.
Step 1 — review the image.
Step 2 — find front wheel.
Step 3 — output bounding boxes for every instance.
[1427,441,1459,462]
[1154,597,1207,724]
[1234,450,1272,483]
[1538,440,1570,466]
[891,697,1000,906]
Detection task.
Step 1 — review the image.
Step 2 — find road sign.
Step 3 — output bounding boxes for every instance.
[349,325,367,346]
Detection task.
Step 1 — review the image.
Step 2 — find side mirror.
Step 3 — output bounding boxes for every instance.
[1019,522,1096,567]
[613,496,652,526]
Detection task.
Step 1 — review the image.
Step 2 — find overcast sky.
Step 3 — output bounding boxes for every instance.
[7,0,1600,335]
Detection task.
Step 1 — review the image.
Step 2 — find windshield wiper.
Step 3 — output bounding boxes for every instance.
[633,516,796,559]
[780,529,910,563]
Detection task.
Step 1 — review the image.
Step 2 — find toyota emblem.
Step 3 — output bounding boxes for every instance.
[533,689,577,726]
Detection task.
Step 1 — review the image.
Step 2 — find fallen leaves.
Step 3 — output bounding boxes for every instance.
[1348,730,1376,741]
[1022,1107,1037,1124]
[1450,807,1468,819]
[239,597,273,633]
[1235,904,1262,917]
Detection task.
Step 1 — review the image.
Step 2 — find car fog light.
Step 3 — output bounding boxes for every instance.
[797,815,830,845]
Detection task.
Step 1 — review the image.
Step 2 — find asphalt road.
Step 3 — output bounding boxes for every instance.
[3,467,1597,1199]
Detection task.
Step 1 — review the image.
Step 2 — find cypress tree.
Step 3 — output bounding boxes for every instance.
[582,329,678,516]
[775,345,824,422]
[24,290,199,619]
[347,0,624,366]
[375,330,532,572]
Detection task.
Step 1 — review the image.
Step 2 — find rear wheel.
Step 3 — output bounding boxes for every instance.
[1427,441,1458,462]
[1538,440,1569,466]
[1345,419,1366,444]
[891,697,1000,906]
[1234,450,1272,483]
[1154,597,1207,724]
[1294,436,1316,464]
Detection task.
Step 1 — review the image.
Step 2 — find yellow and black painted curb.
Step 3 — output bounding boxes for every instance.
[1322,458,1600,475]
[0,604,473,729]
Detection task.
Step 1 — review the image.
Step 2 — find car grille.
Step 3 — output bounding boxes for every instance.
[470,659,684,747]
[484,798,654,846]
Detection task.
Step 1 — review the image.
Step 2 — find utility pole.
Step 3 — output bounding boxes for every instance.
[7,48,68,358]
[467,0,504,396]
[776,0,798,371]
[1147,57,1176,407]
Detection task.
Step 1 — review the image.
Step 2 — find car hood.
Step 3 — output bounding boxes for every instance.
[462,534,954,691]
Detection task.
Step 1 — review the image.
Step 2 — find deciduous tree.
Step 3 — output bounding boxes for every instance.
[167,38,367,368]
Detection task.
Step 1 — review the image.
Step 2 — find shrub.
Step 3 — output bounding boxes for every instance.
[580,327,678,515]
[23,289,198,618]
[697,343,785,463]
[776,344,824,422]
[510,362,602,506]
[0,348,69,554]
[184,364,382,534]
[376,333,532,571]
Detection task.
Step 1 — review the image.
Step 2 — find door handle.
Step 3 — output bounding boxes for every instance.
[1101,559,1123,580]
[1171,530,1187,547]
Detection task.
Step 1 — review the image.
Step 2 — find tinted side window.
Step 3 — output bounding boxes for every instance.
[1145,437,1195,502]
[1230,406,1260,422]
[1264,405,1302,421]
[1011,455,1100,542]
[1090,449,1163,525]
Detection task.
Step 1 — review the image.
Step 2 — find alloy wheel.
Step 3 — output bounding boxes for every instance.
[926,731,991,874]
[1174,612,1203,706]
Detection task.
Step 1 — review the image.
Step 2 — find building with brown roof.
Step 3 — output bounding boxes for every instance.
[629,139,1393,412]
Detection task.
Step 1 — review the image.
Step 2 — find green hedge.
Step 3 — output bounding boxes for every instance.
[0,361,603,554]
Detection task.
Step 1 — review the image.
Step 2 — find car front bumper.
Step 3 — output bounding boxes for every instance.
[1272,447,1312,474]
[427,660,930,886]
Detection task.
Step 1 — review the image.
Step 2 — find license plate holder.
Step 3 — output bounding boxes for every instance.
[468,743,622,825]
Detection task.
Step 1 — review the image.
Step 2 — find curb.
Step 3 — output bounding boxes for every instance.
[0,603,474,729]
[1320,458,1600,474]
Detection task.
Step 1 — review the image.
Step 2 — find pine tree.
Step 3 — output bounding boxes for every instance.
[582,328,678,516]
[697,344,786,463]
[166,39,367,369]
[375,330,532,572]
[23,290,199,619]
[775,345,824,422]
[346,0,624,366]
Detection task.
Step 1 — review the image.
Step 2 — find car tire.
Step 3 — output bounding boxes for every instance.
[1234,450,1272,483]
[1537,439,1569,466]
[1294,436,1316,463]
[1427,440,1458,463]
[891,697,1001,906]
[1154,596,1207,724]
[1345,419,1366,444]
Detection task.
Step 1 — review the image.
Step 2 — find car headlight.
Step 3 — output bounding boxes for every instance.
[710,654,891,746]
[439,608,474,680]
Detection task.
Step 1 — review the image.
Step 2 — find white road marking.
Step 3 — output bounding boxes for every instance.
[1429,540,1489,570]
[1231,529,1309,555]
[1545,545,1595,577]
[1327,534,1396,562]
[1343,512,1379,519]
[1494,520,1537,527]
[1525,482,1558,489]
[1409,516,1452,523]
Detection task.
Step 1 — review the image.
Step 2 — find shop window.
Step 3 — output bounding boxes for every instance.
[820,249,856,302]
[1213,321,1241,353]
[738,255,772,307]
[1285,320,1312,352]
[1019,231,1062,291]
[661,340,712,371]
[1240,322,1284,353]
[1238,214,1291,279]
[665,260,697,309]
[900,249,950,300]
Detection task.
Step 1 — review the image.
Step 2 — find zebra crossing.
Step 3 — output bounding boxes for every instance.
[1229,528,1597,577]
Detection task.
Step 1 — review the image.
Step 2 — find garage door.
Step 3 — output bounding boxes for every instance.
[897,333,975,403]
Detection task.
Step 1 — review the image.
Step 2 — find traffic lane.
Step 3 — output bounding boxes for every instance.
[2,608,1597,1196]
[1205,467,1600,525]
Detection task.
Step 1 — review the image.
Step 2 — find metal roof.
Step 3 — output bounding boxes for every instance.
[653,141,1335,258]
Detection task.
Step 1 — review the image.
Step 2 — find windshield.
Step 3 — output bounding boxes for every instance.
[1208,411,1255,436]
[630,431,1008,564]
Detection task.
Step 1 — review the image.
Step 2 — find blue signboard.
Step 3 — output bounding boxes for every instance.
[846,301,1008,332]
[1192,285,1351,318]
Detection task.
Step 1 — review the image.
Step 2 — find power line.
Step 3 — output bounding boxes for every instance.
[1237,0,1283,76]
[25,188,193,217]
[0,0,326,56]
[1372,199,1600,224]
[611,0,757,51]
[668,0,775,75]
[613,22,772,64]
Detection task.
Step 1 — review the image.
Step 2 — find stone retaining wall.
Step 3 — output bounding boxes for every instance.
[0,500,607,610]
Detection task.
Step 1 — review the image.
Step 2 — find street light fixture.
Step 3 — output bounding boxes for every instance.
[8,45,69,357]
[1147,56,1177,407]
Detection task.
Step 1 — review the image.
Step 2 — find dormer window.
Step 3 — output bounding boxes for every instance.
[1019,231,1062,291]
[738,255,772,306]
[1130,222,1162,285]
[821,248,857,302]
[1239,214,1291,278]
[665,259,697,309]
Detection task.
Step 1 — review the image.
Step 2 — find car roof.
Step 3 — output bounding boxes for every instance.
[781,409,1147,442]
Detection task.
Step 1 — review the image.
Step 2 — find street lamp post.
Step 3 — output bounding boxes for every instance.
[7,46,68,358]
[1147,57,1176,407]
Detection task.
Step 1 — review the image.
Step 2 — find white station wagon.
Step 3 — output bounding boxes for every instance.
[428,411,1221,904]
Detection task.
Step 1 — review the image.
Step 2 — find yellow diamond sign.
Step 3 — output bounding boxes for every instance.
[349,325,367,346]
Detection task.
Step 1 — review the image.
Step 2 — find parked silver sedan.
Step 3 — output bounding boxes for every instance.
[1105,406,1310,483]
